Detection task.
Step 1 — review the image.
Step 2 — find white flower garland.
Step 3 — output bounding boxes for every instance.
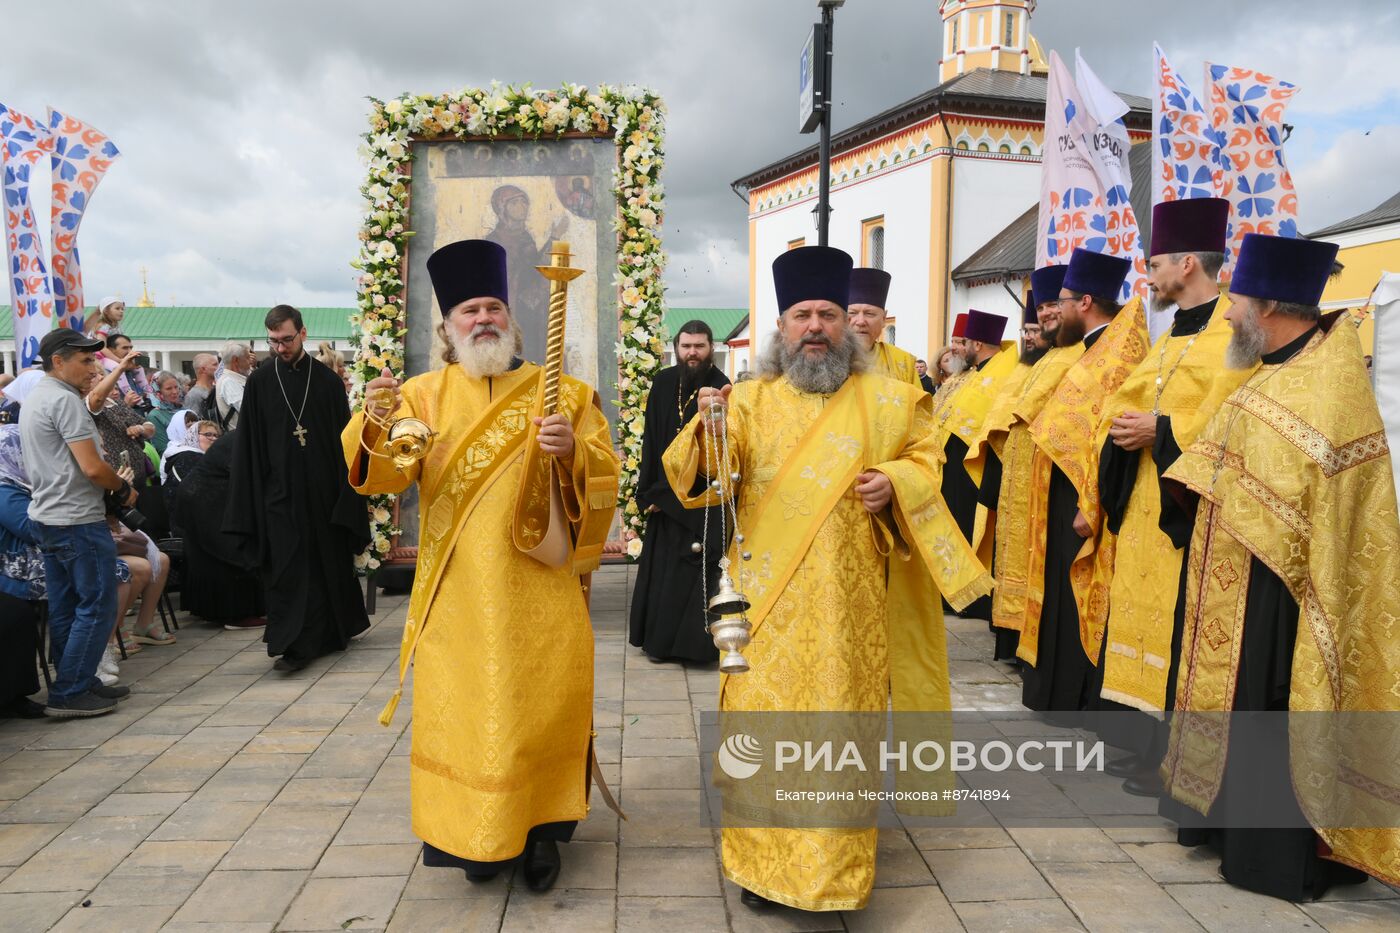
[349,83,666,572]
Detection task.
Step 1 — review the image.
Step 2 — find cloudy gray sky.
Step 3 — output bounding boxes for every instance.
[7,0,1398,310]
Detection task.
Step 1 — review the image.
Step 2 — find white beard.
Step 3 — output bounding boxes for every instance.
[452,325,515,378]
[944,355,968,375]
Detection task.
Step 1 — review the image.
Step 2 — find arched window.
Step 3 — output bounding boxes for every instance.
[1020,144,1034,155]
[998,143,1012,153]
[956,140,969,151]
[976,142,990,152]
[866,223,885,270]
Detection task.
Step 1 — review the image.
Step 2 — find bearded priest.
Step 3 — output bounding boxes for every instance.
[846,267,919,385]
[1018,249,1149,713]
[663,245,991,912]
[629,319,730,663]
[342,239,619,893]
[1160,233,1400,899]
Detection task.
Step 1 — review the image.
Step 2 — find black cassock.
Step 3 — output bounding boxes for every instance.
[628,363,730,663]
[224,354,369,662]
[1021,327,1107,713]
[1154,327,1366,901]
[177,434,266,624]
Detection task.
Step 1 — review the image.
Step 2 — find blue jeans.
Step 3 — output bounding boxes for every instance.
[33,521,117,704]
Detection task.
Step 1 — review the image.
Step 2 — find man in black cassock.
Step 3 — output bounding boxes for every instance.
[225,305,370,671]
[629,320,729,663]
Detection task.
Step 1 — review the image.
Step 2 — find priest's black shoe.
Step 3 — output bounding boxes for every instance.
[273,655,310,673]
[740,888,774,910]
[1105,753,1143,779]
[465,870,499,884]
[1122,771,1164,798]
[522,839,560,892]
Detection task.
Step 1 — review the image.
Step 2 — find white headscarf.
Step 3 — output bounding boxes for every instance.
[159,409,202,482]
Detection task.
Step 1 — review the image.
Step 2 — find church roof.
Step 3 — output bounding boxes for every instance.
[0,306,356,342]
[1308,190,1400,239]
[661,308,748,345]
[952,140,1154,284]
[732,68,1152,197]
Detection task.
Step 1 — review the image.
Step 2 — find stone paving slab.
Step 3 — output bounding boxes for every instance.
[1,563,1397,931]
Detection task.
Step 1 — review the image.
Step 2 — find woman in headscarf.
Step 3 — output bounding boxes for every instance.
[0,426,44,716]
[176,432,265,629]
[160,410,202,524]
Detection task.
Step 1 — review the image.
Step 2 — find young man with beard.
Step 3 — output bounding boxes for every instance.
[846,268,920,385]
[225,305,370,672]
[628,319,729,663]
[1158,233,1399,899]
[1018,249,1149,714]
[967,266,1087,657]
[345,239,619,894]
[1083,198,1252,794]
[663,246,990,913]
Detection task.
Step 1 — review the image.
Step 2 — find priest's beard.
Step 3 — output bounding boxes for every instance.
[678,356,713,398]
[943,354,967,376]
[758,331,869,394]
[1021,344,1050,366]
[1057,314,1087,347]
[451,322,518,378]
[1149,283,1181,314]
[1225,302,1268,370]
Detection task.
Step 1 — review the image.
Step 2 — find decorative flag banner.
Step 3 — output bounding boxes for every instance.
[1151,43,1224,206]
[48,108,120,332]
[0,105,54,368]
[1207,62,1299,274]
[1037,51,1145,306]
[1074,49,1147,307]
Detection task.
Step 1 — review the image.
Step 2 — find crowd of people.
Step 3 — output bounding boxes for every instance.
[0,298,363,719]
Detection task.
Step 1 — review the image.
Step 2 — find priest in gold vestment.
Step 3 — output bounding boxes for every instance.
[846,267,919,386]
[1160,233,1400,899]
[931,310,1017,624]
[966,266,1080,659]
[1084,199,1253,795]
[664,246,991,912]
[1018,249,1149,712]
[342,240,619,893]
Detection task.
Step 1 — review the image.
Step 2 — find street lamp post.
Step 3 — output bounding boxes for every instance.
[815,0,843,246]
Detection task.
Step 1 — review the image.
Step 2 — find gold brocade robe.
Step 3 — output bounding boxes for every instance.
[1019,300,1150,665]
[340,363,619,862]
[1162,318,1400,887]
[662,374,991,911]
[966,347,1084,633]
[1089,299,1254,711]
[872,341,920,386]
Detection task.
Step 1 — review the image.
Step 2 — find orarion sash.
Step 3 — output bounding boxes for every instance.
[378,375,537,725]
[729,378,870,649]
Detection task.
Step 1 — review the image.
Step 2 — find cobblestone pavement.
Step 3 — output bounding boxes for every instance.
[2,564,1397,931]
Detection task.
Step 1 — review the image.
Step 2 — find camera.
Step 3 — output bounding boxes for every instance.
[105,489,147,531]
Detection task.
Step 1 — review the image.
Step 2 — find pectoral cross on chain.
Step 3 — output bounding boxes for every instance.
[293,424,308,447]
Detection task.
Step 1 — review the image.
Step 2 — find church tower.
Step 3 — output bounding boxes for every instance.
[937,0,1046,84]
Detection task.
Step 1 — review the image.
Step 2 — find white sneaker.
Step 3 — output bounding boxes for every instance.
[99,646,119,677]
[98,668,119,686]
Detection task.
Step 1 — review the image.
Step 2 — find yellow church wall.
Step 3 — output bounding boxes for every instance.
[1320,236,1400,354]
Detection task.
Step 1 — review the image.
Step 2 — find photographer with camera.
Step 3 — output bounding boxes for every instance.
[19,329,138,718]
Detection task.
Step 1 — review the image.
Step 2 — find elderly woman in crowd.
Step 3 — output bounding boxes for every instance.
[0,426,45,717]
[176,433,265,631]
[148,370,185,451]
